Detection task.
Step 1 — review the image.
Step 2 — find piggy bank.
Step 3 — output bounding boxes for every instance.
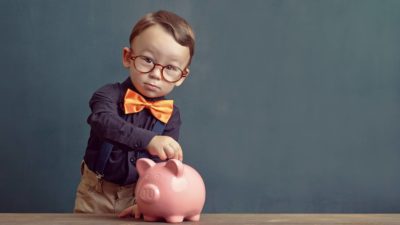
[135,158,206,223]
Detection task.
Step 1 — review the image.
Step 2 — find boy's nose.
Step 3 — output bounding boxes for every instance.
[149,65,163,80]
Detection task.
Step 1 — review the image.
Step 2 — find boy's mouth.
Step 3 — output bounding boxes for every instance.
[144,82,160,90]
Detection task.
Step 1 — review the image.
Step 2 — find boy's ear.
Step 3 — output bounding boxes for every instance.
[175,68,189,87]
[122,47,132,68]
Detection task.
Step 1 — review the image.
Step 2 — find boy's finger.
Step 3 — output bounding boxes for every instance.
[164,146,175,159]
[176,144,183,161]
[135,211,140,219]
[169,144,179,160]
[178,149,183,161]
[133,205,141,219]
[118,206,133,218]
[158,148,167,160]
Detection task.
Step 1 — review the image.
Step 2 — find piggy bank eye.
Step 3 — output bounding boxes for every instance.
[152,173,161,180]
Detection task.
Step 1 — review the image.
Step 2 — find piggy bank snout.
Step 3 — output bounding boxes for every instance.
[139,184,160,203]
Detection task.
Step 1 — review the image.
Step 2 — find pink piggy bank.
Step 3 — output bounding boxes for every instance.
[135,158,206,223]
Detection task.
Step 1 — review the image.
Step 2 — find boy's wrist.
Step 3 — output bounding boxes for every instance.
[128,128,156,150]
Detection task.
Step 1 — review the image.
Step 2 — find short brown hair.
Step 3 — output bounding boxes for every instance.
[129,10,195,66]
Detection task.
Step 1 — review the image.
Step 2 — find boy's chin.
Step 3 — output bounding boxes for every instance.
[133,84,164,98]
[140,86,175,98]
[138,89,165,98]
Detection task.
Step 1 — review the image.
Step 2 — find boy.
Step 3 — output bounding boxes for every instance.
[74,10,195,214]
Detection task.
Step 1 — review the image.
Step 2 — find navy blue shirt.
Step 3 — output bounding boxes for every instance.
[83,78,181,185]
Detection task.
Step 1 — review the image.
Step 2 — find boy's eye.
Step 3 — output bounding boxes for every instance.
[141,56,153,64]
[165,65,178,71]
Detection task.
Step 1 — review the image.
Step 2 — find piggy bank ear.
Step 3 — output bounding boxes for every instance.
[137,158,156,176]
[165,159,184,177]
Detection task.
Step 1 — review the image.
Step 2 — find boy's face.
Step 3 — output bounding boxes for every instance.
[122,24,191,98]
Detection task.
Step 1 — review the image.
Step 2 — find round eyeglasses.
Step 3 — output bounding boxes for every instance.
[130,55,188,83]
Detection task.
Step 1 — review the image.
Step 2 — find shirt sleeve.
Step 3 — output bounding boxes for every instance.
[87,83,156,150]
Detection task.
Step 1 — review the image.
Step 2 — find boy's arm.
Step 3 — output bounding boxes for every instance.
[146,105,183,160]
[87,84,156,150]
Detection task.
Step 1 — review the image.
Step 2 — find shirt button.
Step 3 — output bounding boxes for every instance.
[130,157,135,164]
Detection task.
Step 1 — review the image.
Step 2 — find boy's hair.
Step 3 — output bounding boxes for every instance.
[129,10,195,66]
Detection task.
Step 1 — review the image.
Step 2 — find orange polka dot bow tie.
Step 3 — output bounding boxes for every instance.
[123,89,174,124]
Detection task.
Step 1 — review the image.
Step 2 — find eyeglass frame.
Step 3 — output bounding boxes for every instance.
[129,51,188,83]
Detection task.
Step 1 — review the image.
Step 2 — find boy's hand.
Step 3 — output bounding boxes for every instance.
[118,204,140,218]
[147,136,183,161]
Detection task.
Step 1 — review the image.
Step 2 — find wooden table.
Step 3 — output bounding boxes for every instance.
[0,213,399,225]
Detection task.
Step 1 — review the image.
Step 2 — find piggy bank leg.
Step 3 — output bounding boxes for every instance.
[165,215,184,223]
[186,214,201,221]
[143,215,158,222]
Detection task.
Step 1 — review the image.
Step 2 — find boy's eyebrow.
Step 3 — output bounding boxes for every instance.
[139,49,154,56]
[140,49,184,66]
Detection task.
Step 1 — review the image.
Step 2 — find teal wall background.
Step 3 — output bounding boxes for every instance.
[0,0,399,212]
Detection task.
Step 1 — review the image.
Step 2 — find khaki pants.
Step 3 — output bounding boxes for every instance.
[73,162,136,214]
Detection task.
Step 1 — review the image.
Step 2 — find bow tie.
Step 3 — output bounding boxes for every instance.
[123,89,174,124]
